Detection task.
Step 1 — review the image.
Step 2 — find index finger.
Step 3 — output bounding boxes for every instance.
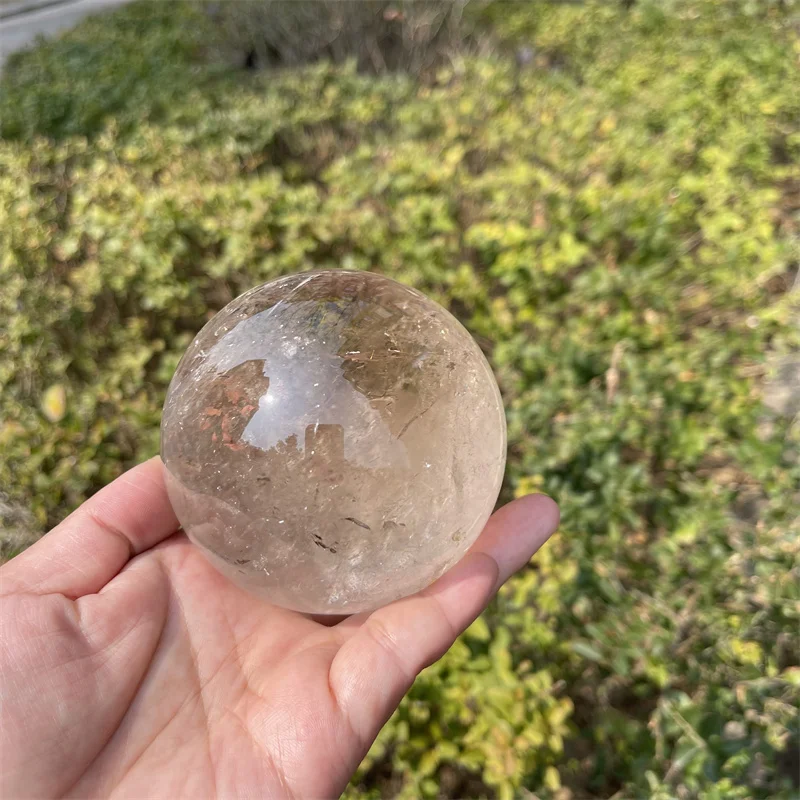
[0,457,179,599]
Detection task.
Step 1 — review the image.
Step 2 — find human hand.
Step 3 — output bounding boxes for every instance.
[0,458,558,799]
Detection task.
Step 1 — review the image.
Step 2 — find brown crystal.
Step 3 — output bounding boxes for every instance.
[161,271,506,614]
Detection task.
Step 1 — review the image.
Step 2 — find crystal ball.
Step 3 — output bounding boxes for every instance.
[161,270,506,614]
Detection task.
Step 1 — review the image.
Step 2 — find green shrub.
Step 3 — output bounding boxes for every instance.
[1,1,798,797]
[0,2,214,140]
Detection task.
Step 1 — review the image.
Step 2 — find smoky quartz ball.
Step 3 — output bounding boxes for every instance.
[161,271,506,614]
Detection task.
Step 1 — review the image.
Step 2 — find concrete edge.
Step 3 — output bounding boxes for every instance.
[0,0,79,22]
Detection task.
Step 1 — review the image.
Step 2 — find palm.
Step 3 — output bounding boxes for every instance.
[73,538,362,798]
[1,459,557,799]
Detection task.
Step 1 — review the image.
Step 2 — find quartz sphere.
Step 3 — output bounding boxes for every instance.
[161,270,506,614]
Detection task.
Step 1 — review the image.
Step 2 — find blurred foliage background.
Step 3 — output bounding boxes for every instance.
[1,1,799,797]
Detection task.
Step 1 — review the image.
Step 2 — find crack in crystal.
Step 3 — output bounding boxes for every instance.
[397,397,437,439]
